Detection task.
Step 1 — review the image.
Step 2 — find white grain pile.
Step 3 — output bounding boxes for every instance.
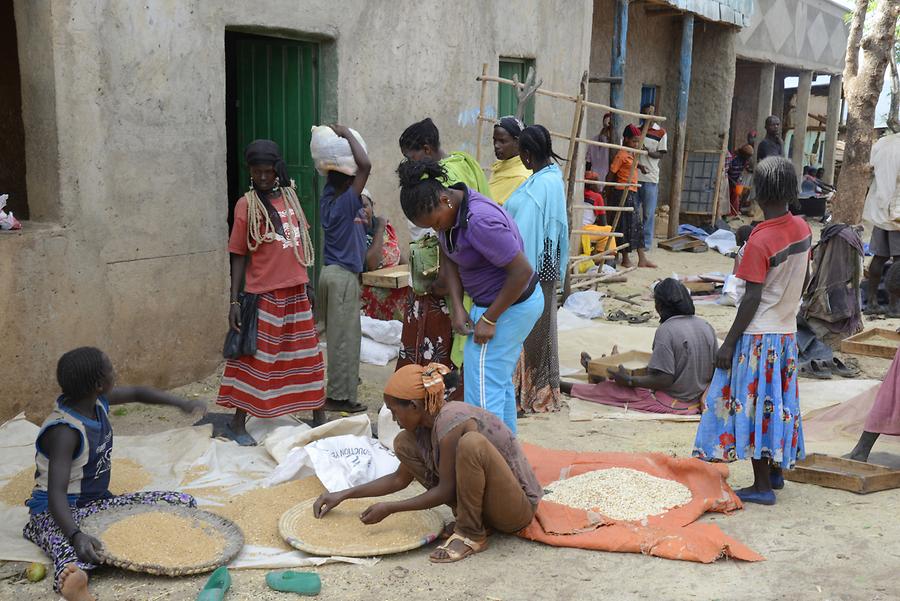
[543,467,692,521]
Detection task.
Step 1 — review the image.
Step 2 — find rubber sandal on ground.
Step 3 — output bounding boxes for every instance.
[811,360,834,379]
[606,310,630,322]
[736,489,776,505]
[799,361,831,380]
[265,571,321,596]
[323,399,367,413]
[197,566,230,601]
[429,533,488,563]
[627,311,652,324]
[223,425,256,447]
[830,357,861,378]
[770,470,784,490]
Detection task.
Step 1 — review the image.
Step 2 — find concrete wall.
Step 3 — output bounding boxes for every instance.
[588,1,736,207]
[1,0,593,422]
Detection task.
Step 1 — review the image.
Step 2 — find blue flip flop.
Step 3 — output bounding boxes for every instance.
[197,566,230,601]
[223,425,256,447]
[265,571,321,596]
[736,488,776,506]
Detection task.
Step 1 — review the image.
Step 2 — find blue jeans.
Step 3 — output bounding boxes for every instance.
[464,285,544,433]
[636,182,659,251]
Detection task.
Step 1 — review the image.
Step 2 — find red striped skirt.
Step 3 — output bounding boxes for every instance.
[217,284,325,417]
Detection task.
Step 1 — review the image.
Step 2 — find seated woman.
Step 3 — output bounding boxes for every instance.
[850,263,900,462]
[560,279,717,414]
[313,363,542,564]
[360,189,407,321]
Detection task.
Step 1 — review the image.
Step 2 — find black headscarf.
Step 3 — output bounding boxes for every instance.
[654,278,695,321]
[245,139,289,236]
[245,139,291,186]
[497,116,525,139]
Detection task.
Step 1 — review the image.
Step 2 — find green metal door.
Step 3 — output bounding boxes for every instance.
[498,58,536,125]
[234,35,320,274]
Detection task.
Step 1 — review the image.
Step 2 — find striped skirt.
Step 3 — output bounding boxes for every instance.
[217,284,325,417]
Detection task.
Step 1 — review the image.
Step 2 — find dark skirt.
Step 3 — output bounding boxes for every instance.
[612,189,645,251]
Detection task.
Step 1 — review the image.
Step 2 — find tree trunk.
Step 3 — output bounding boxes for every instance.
[888,53,899,134]
[833,1,900,225]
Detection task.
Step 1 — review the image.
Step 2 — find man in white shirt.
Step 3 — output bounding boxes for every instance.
[635,104,668,251]
[862,133,900,314]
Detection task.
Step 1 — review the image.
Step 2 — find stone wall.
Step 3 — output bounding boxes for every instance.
[1,0,593,422]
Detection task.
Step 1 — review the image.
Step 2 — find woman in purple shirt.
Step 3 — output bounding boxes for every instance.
[396,159,543,432]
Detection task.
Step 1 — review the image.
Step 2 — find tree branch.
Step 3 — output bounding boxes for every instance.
[889,52,900,133]
[844,0,869,81]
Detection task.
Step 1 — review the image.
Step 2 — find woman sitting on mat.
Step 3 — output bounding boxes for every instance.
[24,347,205,601]
[360,189,407,321]
[849,263,900,462]
[560,279,717,414]
[488,116,531,205]
[692,156,811,506]
[396,158,542,432]
[313,363,542,563]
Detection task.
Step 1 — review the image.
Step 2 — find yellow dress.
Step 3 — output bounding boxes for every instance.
[489,156,531,205]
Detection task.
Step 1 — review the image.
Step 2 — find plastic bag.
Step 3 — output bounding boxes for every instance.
[719,274,745,306]
[0,194,21,231]
[377,403,401,450]
[705,229,738,255]
[408,234,440,295]
[309,126,368,176]
[223,293,259,359]
[360,315,402,346]
[562,290,605,320]
[304,434,400,492]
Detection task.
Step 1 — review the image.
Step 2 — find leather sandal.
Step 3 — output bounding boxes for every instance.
[428,533,488,563]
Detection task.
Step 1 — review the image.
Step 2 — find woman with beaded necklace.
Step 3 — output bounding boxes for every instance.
[216,139,326,446]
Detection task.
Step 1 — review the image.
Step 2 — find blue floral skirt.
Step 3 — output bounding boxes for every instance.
[692,333,805,468]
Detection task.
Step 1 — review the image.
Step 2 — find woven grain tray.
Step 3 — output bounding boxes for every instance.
[81,504,244,576]
[279,496,444,557]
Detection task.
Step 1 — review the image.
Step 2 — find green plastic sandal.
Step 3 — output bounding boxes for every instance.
[265,571,321,596]
[197,566,231,601]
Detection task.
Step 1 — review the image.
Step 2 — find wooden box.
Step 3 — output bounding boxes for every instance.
[657,235,708,253]
[683,281,717,294]
[360,265,410,289]
[783,453,900,494]
[840,328,900,359]
[587,350,653,379]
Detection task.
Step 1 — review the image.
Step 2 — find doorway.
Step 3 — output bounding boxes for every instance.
[225,32,321,270]
[0,0,27,220]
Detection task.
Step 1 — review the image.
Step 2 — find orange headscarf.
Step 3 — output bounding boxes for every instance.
[383,363,451,415]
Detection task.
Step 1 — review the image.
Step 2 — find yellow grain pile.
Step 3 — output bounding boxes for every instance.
[543,467,692,521]
[0,458,152,507]
[209,477,326,549]
[100,512,226,568]
[287,498,435,555]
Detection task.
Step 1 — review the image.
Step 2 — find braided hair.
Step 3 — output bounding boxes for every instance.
[57,347,109,402]
[399,118,441,153]
[753,156,797,209]
[518,125,565,164]
[397,159,448,222]
[653,278,695,322]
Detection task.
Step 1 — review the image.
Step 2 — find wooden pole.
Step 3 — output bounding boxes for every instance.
[610,0,630,144]
[667,13,694,239]
[711,132,729,221]
[562,73,588,300]
[475,63,489,165]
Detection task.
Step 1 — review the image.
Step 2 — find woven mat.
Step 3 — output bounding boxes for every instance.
[81,504,244,576]
[279,496,444,557]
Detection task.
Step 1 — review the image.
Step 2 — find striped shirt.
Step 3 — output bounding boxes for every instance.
[735,213,812,334]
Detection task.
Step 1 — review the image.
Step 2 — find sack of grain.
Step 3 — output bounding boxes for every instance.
[310,126,367,176]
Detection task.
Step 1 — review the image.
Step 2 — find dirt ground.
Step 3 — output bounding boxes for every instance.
[3,227,899,601]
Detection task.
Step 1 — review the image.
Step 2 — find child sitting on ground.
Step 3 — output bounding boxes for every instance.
[24,347,205,601]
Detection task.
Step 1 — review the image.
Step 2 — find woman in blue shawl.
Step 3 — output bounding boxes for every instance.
[503,125,569,413]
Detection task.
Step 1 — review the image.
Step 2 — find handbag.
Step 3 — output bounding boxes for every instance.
[223,293,259,359]
[408,234,440,296]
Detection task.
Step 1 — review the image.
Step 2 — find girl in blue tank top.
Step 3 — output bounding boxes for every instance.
[23,347,205,600]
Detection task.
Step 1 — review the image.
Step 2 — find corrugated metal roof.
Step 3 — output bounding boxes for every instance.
[657,0,754,27]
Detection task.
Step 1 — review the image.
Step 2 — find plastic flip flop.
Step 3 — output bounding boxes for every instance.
[197,566,230,601]
[265,571,322,596]
[736,489,776,506]
[223,425,257,447]
[627,311,652,324]
[799,361,831,380]
[606,310,630,322]
[831,358,861,378]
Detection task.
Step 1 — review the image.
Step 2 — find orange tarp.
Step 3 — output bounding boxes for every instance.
[517,444,764,563]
